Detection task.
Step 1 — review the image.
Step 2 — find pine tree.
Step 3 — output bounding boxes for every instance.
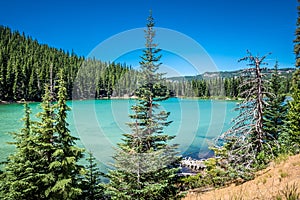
[47,70,85,199]
[15,83,58,199]
[0,84,59,199]
[294,0,300,68]
[293,0,300,90]
[0,103,46,199]
[80,152,105,200]
[224,78,230,97]
[105,11,182,200]
[264,62,287,149]
[283,0,300,154]
[283,85,300,154]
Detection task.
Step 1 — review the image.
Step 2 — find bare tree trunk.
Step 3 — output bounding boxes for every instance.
[255,58,264,152]
[219,51,271,169]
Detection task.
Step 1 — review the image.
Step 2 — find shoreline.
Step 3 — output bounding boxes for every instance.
[177,96,243,101]
[0,100,37,105]
[0,96,242,105]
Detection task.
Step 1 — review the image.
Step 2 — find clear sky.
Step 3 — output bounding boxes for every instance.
[0,0,298,75]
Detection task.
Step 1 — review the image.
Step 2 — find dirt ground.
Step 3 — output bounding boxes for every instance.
[183,154,300,200]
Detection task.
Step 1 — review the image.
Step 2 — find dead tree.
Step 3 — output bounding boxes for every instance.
[219,51,272,173]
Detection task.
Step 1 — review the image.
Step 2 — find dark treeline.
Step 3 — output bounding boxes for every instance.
[0,26,294,102]
[73,59,138,99]
[0,26,84,101]
[166,69,293,98]
[165,77,243,98]
[0,26,133,102]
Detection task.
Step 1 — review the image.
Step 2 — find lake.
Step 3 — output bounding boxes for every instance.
[0,98,238,167]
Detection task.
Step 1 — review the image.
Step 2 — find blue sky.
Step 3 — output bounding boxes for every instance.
[0,0,297,75]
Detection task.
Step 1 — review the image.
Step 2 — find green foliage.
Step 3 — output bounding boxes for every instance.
[294,0,300,68]
[264,63,287,152]
[0,26,83,101]
[181,173,205,190]
[105,12,182,200]
[282,79,300,153]
[0,103,47,199]
[203,157,230,187]
[181,147,237,190]
[0,74,85,199]
[0,26,138,101]
[73,60,136,99]
[281,0,300,154]
[46,71,85,199]
[80,152,105,200]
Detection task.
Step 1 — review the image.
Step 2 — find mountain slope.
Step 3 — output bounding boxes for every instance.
[168,68,295,81]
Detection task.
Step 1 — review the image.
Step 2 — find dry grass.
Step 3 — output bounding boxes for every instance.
[183,154,300,200]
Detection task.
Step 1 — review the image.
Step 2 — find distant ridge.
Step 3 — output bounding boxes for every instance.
[167,68,295,81]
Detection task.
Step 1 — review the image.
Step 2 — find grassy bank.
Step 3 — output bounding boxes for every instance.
[183,154,300,200]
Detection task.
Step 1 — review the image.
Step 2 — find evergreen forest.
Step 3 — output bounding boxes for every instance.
[0,26,294,102]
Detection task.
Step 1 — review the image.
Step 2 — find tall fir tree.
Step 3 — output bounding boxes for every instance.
[0,84,59,199]
[294,0,300,68]
[264,62,287,151]
[105,11,182,200]
[293,0,300,91]
[47,70,85,199]
[283,84,300,153]
[0,103,47,199]
[284,0,300,153]
[30,83,57,198]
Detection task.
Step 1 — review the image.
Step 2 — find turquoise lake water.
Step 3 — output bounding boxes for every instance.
[0,98,238,166]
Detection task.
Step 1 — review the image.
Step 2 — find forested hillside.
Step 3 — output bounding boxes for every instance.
[167,68,294,98]
[0,26,83,101]
[0,26,132,101]
[0,26,294,101]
